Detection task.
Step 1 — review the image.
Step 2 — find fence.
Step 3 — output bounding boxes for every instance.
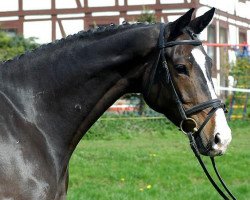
[207,43,250,120]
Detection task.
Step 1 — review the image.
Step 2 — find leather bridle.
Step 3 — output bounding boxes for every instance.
[154,23,237,200]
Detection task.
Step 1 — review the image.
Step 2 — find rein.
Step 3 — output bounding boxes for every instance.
[155,23,237,200]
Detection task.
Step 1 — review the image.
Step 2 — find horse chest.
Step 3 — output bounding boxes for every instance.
[0,96,60,199]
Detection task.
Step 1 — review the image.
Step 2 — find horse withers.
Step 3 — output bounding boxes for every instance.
[0,8,231,199]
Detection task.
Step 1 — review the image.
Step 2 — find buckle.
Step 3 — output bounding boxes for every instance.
[180,118,198,134]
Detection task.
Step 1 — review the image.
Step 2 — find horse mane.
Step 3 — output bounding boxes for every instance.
[0,22,154,67]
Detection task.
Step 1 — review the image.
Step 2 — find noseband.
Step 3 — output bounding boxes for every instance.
[157,23,226,133]
[154,23,237,200]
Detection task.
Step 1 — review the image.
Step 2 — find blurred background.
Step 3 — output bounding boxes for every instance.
[0,1,249,199]
[1,0,249,120]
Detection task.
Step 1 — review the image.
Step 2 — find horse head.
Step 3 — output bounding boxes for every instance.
[144,8,232,157]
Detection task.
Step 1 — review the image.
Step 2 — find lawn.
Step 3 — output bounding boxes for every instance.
[68,118,250,200]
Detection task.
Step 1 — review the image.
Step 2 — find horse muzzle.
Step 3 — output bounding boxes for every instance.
[180,117,232,157]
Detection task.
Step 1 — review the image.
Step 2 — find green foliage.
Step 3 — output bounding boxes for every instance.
[230,58,250,88]
[230,58,250,79]
[85,117,174,140]
[137,7,157,23]
[0,31,39,61]
[228,57,250,119]
[68,119,250,199]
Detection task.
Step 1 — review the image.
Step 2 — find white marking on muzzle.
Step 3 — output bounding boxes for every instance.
[191,48,232,153]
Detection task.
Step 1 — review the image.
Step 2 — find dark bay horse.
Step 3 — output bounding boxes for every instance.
[0,8,232,199]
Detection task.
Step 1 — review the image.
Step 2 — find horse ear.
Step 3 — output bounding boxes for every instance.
[188,7,215,34]
[167,8,195,40]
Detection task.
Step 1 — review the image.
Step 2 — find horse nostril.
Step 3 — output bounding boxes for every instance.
[214,133,221,144]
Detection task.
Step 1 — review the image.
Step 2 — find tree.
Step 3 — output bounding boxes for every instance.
[137,6,157,23]
[230,57,250,87]
[0,31,39,61]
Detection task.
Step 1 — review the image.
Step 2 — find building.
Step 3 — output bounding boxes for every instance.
[0,0,250,91]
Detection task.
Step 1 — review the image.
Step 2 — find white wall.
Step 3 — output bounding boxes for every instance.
[24,21,52,43]
[200,0,250,19]
[88,0,115,7]
[23,0,51,10]
[56,0,80,9]
[0,0,18,11]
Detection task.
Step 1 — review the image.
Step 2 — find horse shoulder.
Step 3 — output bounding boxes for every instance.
[0,91,58,199]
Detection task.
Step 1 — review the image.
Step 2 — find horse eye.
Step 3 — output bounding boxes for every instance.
[174,64,189,76]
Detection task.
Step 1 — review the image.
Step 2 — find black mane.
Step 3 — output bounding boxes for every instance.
[1,22,153,67]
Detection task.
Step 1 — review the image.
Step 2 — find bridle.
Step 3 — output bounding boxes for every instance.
[156,22,237,200]
[152,23,237,200]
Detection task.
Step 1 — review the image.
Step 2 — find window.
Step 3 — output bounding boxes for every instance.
[239,32,247,44]
[239,31,247,57]
[207,25,216,66]
[219,27,228,89]
[219,27,228,43]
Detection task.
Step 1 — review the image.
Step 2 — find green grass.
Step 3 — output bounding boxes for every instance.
[68,119,250,200]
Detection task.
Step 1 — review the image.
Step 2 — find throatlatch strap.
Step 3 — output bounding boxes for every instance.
[145,24,166,97]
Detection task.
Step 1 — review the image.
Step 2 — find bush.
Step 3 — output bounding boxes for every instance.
[0,31,39,61]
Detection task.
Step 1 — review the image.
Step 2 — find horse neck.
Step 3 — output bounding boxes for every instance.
[0,24,159,167]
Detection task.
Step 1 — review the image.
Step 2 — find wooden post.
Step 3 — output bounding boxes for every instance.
[51,0,56,41]
[18,0,24,34]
